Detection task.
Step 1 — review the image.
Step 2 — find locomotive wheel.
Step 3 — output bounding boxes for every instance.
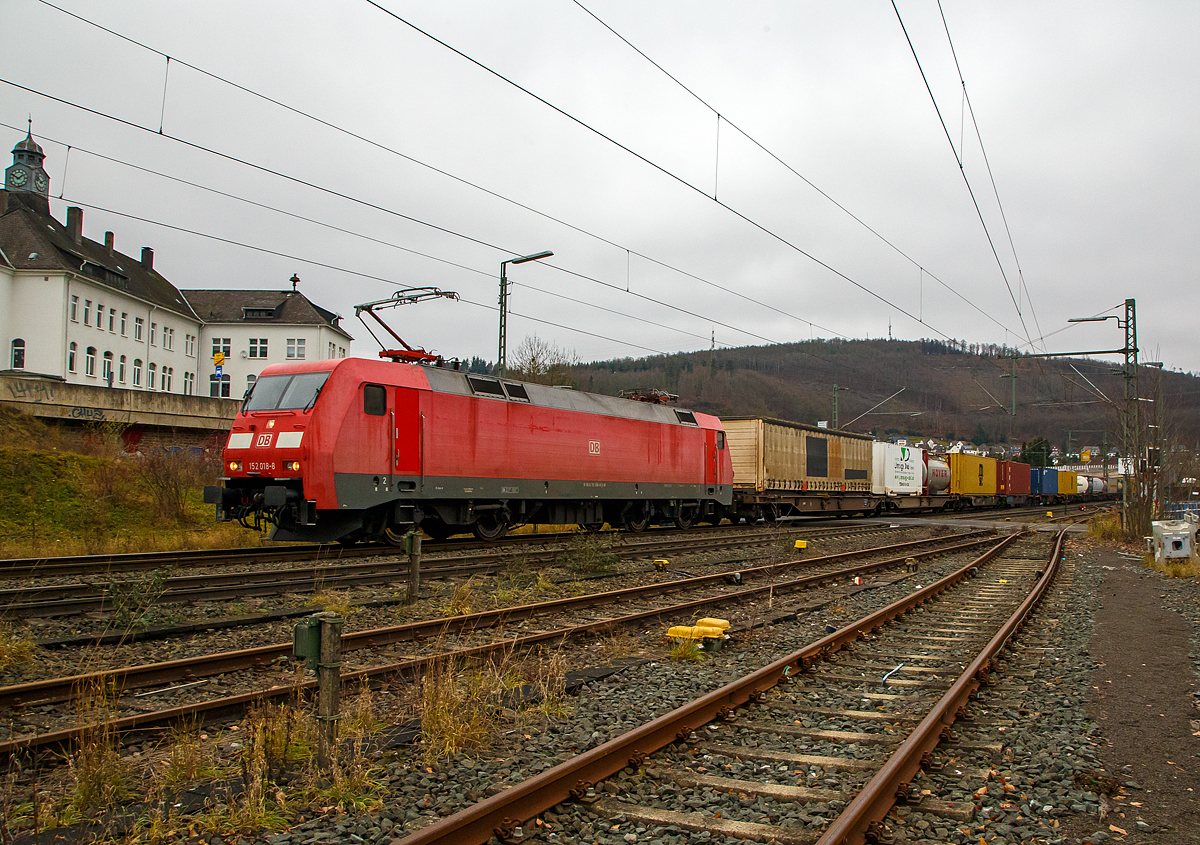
[675,508,698,530]
[622,511,650,533]
[472,514,508,542]
[382,524,410,547]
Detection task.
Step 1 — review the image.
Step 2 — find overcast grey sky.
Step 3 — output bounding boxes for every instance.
[4,1,1197,374]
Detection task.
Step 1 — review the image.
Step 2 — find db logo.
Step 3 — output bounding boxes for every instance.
[256,433,273,448]
[588,440,601,455]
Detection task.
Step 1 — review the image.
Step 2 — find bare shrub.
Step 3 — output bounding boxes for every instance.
[140,449,202,523]
[508,334,579,386]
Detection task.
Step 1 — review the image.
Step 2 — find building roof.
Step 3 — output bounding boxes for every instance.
[0,193,198,319]
[181,289,353,339]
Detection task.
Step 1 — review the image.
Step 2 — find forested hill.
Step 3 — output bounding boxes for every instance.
[568,339,1200,451]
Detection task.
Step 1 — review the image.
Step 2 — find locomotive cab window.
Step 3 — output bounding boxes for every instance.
[674,410,698,426]
[717,431,726,450]
[467,375,506,398]
[243,371,331,412]
[363,384,387,416]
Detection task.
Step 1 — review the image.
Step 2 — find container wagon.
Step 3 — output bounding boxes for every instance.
[722,417,879,518]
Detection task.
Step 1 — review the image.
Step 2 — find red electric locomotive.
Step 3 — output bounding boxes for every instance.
[204,357,734,544]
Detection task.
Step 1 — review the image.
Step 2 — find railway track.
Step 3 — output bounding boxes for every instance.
[0,524,905,618]
[391,529,1063,845]
[0,530,1002,759]
[0,523,886,579]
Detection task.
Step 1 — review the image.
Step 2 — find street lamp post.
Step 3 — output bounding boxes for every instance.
[498,250,553,377]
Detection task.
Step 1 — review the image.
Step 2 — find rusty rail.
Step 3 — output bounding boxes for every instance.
[0,532,998,758]
[392,531,1029,845]
[0,532,994,711]
[815,529,1066,845]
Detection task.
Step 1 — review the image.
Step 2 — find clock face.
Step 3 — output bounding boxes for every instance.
[33,172,46,192]
[8,169,27,187]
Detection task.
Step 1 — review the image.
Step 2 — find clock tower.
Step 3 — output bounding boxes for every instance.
[5,121,51,213]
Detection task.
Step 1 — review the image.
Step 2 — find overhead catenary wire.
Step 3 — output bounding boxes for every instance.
[569,0,1026,341]
[360,0,974,346]
[890,1,1035,352]
[33,0,844,344]
[0,120,719,349]
[11,6,1070,395]
[935,1,1046,352]
[57,197,668,357]
[0,91,803,354]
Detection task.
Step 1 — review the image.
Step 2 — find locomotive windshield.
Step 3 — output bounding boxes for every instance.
[243,372,330,412]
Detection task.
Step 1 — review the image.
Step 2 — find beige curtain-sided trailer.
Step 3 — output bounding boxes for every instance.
[722,417,872,493]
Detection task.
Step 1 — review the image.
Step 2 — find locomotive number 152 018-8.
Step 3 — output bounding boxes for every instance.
[248,462,276,471]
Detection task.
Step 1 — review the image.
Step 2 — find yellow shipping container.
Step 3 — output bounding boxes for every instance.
[1059,470,1078,497]
[948,453,998,496]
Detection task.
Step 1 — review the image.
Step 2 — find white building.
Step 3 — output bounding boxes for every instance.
[184,287,351,398]
[0,126,351,397]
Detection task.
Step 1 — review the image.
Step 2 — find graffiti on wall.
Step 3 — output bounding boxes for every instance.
[5,380,56,403]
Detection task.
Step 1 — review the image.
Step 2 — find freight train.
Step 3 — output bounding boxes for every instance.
[204,358,1110,544]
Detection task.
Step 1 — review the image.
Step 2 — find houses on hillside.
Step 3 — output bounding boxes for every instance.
[0,126,352,399]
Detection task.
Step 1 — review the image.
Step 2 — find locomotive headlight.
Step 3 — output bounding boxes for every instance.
[228,460,242,472]
[286,461,301,472]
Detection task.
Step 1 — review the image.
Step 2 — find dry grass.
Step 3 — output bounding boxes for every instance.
[564,533,619,574]
[585,627,644,664]
[528,649,570,720]
[668,639,705,663]
[307,589,359,617]
[0,517,268,561]
[441,578,479,617]
[1147,553,1200,578]
[0,623,37,672]
[68,680,138,815]
[418,657,497,764]
[1088,511,1123,542]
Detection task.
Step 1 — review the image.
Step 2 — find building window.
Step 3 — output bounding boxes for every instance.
[247,374,257,393]
[96,304,104,330]
[209,373,230,398]
[338,346,345,358]
[185,334,195,356]
[183,372,193,395]
[133,358,142,387]
[108,309,115,332]
[70,295,79,322]
[102,351,113,383]
[10,339,25,369]
[85,346,96,376]
[120,313,127,336]
[84,300,91,325]
[150,322,157,346]
[135,317,144,341]
[286,338,305,359]
[249,338,267,358]
[119,355,127,384]
[212,337,231,359]
[163,367,173,392]
[163,327,174,350]
[149,363,157,390]
[68,342,77,373]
